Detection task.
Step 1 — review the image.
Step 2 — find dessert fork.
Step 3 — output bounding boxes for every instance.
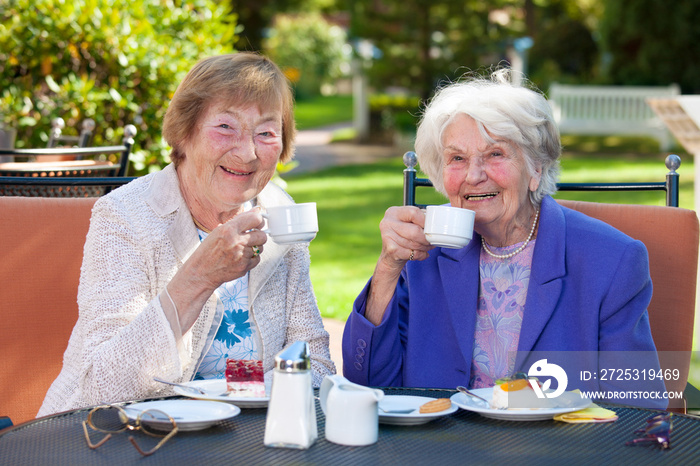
[153,377,224,396]
[456,385,504,409]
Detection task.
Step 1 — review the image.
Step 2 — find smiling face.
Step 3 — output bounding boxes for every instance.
[177,102,283,224]
[441,113,541,245]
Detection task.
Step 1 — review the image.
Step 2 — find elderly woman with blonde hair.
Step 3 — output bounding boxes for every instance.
[39,53,335,416]
[342,70,664,407]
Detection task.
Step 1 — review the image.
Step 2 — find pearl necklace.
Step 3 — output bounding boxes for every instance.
[481,209,539,259]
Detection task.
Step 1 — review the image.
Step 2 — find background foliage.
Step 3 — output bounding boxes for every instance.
[598,0,700,93]
[350,0,511,101]
[227,0,337,51]
[264,13,349,99]
[0,0,235,175]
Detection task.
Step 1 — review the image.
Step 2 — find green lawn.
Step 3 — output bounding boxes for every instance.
[293,94,353,130]
[285,158,410,320]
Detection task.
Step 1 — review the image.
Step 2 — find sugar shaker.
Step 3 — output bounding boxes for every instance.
[263,340,317,449]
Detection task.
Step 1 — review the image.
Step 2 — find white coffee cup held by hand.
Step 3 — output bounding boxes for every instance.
[262,202,318,244]
[424,205,475,249]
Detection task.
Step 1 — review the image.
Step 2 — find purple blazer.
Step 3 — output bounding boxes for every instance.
[342,196,665,406]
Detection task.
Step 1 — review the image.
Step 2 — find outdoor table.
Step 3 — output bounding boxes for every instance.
[0,160,117,177]
[0,160,119,196]
[1,387,698,465]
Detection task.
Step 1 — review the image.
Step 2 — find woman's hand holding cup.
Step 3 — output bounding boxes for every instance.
[166,209,267,333]
[378,204,475,273]
[196,209,268,287]
[378,206,433,272]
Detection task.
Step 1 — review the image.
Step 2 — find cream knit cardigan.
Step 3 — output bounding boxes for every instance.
[38,164,335,417]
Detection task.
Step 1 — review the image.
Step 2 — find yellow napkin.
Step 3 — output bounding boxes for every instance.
[554,403,618,423]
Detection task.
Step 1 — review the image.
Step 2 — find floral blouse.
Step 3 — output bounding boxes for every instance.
[193,226,260,380]
[469,239,536,388]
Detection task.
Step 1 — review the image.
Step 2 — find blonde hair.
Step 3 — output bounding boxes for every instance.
[163,53,296,165]
[414,69,561,206]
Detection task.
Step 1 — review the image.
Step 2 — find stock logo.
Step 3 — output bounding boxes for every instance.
[528,359,568,399]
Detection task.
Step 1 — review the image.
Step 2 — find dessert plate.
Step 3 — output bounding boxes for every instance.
[123,399,240,431]
[172,379,271,408]
[378,395,458,426]
[450,388,591,421]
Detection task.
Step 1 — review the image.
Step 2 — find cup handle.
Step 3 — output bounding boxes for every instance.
[260,212,270,235]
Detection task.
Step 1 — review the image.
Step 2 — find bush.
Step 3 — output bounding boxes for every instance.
[264,13,349,100]
[367,94,420,144]
[0,0,235,175]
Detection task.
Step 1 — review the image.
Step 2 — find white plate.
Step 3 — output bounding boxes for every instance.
[123,400,240,431]
[173,379,270,408]
[450,388,592,421]
[378,395,458,426]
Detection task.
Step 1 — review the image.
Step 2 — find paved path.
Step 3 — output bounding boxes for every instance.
[292,122,401,174]
[322,317,345,374]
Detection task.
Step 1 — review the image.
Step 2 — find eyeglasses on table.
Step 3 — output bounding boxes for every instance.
[81,404,178,456]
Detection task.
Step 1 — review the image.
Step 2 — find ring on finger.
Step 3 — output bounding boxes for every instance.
[252,245,261,258]
[408,249,415,261]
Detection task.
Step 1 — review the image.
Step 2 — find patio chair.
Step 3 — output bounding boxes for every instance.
[46,117,95,149]
[0,124,137,197]
[402,152,698,413]
[0,195,98,426]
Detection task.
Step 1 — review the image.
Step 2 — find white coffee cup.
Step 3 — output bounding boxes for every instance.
[263,202,318,244]
[424,205,475,249]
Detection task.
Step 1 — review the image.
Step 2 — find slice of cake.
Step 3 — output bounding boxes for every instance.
[225,359,265,397]
[490,377,552,410]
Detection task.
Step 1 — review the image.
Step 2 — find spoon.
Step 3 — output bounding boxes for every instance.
[456,386,491,406]
[153,377,226,396]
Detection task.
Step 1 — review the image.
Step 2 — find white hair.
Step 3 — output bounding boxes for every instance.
[414,69,561,206]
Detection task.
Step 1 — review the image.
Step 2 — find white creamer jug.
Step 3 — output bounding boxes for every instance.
[264,341,317,449]
[319,374,384,446]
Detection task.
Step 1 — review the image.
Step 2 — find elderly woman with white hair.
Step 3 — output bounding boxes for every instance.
[342,70,664,404]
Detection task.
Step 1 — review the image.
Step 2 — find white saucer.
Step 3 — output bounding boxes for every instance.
[271,231,317,244]
[172,379,270,409]
[123,399,240,431]
[450,388,591,421]
[425,233,471,249]
[378,395,458,426]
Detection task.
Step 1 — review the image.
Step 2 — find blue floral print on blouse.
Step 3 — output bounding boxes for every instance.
[193,226,259,380]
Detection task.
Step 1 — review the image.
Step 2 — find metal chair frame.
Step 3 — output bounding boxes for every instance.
[47,117,95,149]
[402,152,682,208]
[0,125,137,197]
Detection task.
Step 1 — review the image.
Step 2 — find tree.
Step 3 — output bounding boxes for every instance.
[525,0,600,90]
[264,13,349,99]
[350,0,516,102]
[598,0,700,93]
[349,0,610,99]
[229,0,335,51]
[0,0,235,174]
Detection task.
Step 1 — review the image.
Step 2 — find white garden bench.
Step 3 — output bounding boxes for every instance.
[548,83,680,150]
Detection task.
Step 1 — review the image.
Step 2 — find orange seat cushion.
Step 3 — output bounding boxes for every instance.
[0,196,97,425]
[558,200,698,408]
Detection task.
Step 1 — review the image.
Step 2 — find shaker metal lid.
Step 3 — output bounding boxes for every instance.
[275,340,311,372]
